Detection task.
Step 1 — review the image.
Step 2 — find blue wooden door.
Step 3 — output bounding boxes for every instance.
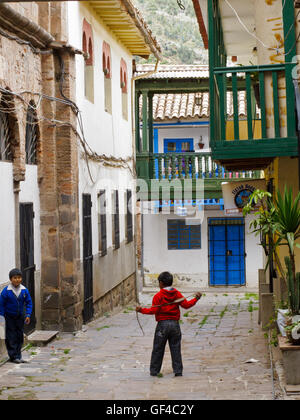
[208,218,245,286]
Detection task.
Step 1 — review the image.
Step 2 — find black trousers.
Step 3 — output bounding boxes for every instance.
[150,320,183,375]
[5,314,24,361]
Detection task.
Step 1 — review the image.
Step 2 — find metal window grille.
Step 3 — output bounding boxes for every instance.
[113,190,120,249]
[126,189,133,243]
[0,110,12,161]
[167,219,201,250]
[25,107,38,165]
[98,190,107,256]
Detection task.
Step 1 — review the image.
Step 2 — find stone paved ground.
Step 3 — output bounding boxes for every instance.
[0,290,292,400]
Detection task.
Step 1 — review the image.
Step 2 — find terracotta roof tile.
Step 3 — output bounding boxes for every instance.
[137,65,258,120]
[140,91,255,121]
[135,64,209,79]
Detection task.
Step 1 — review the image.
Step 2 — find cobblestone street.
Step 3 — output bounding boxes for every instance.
[0,290,288,400]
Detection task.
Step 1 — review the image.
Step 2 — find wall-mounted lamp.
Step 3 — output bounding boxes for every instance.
[195,93,201,106]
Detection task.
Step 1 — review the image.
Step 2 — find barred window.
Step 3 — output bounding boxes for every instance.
[167,219,201,250]
[126,190,133,243]
[112,190,120,250]
[0,109,12,162]
[25,105,38,165]
[98,190,107,256]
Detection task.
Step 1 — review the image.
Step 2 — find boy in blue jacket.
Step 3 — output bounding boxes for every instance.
[0,268,32,363]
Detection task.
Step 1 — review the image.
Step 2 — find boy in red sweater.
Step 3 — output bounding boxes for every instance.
[136,271,202,377]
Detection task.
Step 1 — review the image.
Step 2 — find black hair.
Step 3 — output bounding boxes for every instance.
[158,271,173,287]
[9,268,22,279]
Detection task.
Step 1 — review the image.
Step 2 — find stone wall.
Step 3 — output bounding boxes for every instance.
[93,273,137,319]
[0,2,82,333]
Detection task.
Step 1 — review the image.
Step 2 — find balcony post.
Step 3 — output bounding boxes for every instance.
[135,90,141,153]
[282,0,296,139]
[136,90,151,181]
[142,90,149,152]
[148,93,154,178]
[148,92,154,154]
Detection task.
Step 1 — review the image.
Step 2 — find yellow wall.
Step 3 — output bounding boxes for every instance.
[226,120,262,141]
[275,157,300,273]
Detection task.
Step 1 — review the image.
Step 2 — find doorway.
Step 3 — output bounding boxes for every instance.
[82,194,94,323]
[19,203,36,334]
[208,218,246,286]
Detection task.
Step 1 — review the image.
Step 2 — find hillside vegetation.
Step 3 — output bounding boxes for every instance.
[133,0,208,65]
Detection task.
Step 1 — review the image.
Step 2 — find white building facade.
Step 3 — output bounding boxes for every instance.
[136,65,264,290]
[67,1,161,320]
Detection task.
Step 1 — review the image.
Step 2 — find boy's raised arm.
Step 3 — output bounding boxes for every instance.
[179,292,202,309]
[136,294,161,315]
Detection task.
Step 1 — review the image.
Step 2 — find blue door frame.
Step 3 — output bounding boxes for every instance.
[208,218,246,287]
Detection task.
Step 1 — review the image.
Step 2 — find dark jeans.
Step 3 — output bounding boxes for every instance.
[150,320,183,375]
[5,314,24,361]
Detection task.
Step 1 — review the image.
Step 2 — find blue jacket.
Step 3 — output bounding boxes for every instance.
[0,285,32,318]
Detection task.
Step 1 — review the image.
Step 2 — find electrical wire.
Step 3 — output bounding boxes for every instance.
[0,86,134,179]
[224,0,300,57]
[177,0,185,11]
[224,0,280,52]
[0,51,135,184]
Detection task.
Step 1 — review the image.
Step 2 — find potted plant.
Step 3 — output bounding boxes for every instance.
[244,187,300,385]
[243,187,300,332]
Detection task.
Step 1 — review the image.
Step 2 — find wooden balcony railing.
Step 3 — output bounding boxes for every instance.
[210,64,298,164]
[141,152,261,181]
[213,64,296,142]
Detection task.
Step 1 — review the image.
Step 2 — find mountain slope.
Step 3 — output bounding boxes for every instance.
[133,0,208,64]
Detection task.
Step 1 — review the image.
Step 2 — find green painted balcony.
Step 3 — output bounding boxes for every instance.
[210,64,298,171]
[206,0,298,171]
[136,151,261,201]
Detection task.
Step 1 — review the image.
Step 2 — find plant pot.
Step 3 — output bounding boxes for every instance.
[198,143,204,150]
[285,316,300,345]
[279,336,300,385]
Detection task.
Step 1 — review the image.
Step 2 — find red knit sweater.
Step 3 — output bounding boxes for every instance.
[140,288,198,322]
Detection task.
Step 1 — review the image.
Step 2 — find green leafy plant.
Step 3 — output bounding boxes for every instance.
[243,187,300,316]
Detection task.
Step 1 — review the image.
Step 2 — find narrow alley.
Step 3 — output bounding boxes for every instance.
[0,290,285,400]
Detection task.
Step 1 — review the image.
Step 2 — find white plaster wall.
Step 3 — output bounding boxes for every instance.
[68,2,135,264]
[79,160,135,258]
[19,165,41,272]
[0,164,41,287]
[143,210,263,289]
[0,163,15,286]
[68,1,133,159]
[156,123,209,153]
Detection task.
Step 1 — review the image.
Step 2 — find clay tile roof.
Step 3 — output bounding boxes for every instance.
[135,64,209,79]
[139,91,254,121]
[137,65,257,121]
[150,93,210,120]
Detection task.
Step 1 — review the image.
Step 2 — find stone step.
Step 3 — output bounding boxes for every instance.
[26,330,59,347]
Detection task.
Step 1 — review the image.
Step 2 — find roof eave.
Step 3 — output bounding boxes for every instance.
[192,0,208,50]
[121,0,162,60]
[87,0,162,60]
